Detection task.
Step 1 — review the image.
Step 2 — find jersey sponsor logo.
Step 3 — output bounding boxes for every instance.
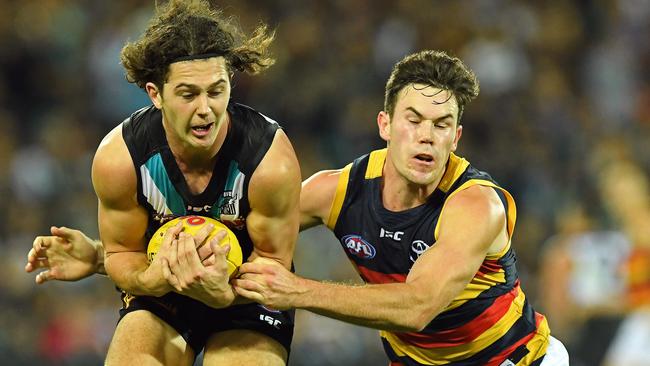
[409,240,431,263]
[342,235,376,259]
[379,228,404,241]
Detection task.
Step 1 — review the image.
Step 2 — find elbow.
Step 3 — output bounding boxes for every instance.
[395,302,438,333]
[402,309,436,333]
[402,292,442,332]
[103,255,119,281]
[414,311,437,332]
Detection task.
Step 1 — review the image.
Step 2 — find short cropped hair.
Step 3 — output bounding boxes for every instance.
[384,50,479,122]
[120,0,275,90]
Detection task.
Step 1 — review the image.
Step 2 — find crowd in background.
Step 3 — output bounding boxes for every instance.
[0,0,649,365]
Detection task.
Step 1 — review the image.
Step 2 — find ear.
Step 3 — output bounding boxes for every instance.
[377,111,391,142]
[451,124,463,152]
[145,82,163,109]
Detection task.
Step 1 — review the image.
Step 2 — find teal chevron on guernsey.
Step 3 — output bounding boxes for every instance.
[141,153,186,216]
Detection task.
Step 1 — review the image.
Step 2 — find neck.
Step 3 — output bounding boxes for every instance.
[381,155,444,212]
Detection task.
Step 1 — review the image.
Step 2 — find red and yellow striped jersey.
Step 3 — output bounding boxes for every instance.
[327,149,550,365]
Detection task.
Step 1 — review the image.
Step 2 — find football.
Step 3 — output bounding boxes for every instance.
[147,215,243,278]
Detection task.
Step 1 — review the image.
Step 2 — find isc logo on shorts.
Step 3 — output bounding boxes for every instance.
[342,235,376,259]
[259,314,282,329]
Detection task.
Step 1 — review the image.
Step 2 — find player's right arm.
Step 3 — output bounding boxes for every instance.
[92,126,177,296]
[299,169,341,231]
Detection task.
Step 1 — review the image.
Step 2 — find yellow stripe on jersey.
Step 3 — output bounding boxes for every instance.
[365,148,387,179]
[444,269,507,311]
[519,317,550,365]
[438,153,470,193]
[380,289,528,365]
[326,163,353,230]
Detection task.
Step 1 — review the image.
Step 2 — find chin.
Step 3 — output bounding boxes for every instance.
[406,171,437,186]
[189,133,217,147]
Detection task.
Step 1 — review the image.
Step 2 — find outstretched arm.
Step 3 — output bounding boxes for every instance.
[25,226,105,284]
[235,185,508,332]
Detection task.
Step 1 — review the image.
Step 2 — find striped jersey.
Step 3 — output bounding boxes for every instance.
[327,149,550,366]
[121,102,279,260]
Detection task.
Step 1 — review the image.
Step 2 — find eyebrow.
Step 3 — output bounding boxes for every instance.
[405,107,454,122]
[174,79,227,90]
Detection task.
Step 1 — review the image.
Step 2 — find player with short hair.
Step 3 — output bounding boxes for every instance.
[233,50,569,365]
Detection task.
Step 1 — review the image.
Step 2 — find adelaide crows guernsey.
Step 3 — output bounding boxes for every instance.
[327,149,550,366]
[121,102,279,261]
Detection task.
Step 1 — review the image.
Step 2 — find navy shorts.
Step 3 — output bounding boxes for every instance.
[118,291,295,356]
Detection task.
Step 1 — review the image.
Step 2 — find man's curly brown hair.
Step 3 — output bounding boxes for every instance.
[120,0,275,90]
[384,50,479,123]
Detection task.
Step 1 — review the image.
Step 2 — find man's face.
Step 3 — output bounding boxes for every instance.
[378,83,462,186]
[147,56,231,150]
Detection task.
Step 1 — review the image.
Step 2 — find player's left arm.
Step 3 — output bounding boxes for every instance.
[246,129,301,269]
[236,185,506,332]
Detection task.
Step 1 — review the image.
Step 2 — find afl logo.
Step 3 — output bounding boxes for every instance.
[342,235,376,259]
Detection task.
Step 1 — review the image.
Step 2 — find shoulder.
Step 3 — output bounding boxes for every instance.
[438,184,506,244]
[444,184,505,220]
[91,124,137,208]
[249,130,301,213]
[300,168,345,227]
[251,130,299,187]
[302,169,344,202]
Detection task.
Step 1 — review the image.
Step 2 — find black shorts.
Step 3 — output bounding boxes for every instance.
[118,291,295,356]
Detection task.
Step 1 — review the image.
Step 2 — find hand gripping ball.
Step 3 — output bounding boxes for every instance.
[147,215,243,278]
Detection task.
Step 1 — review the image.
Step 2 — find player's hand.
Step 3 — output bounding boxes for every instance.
[162,230,235,308]
[139,221,184,296]
[25,226,100,284]
[233,257,305,310]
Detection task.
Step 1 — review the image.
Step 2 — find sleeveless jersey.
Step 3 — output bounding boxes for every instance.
[121,102,279,261]
[327,149,550,366]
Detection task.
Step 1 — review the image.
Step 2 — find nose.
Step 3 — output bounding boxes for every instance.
[418,122,434,144]
[197,94,210,117]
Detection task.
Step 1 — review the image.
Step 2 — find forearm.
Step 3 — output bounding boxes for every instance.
[105,251,168,296]
[296,279,439,332]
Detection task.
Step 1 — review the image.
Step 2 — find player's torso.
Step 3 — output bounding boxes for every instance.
[335,178,441,283]
[331,149,495,282]
[330,149,550,365]
[121,102,279,260]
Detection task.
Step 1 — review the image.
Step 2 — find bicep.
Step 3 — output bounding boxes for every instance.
[407,185,506,298]
[92,128,148,254]
[97,199,149,254]
[247,130,301,268]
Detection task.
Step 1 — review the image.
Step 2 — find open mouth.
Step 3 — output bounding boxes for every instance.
[414,154,434,163]
[191,122,214,132]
